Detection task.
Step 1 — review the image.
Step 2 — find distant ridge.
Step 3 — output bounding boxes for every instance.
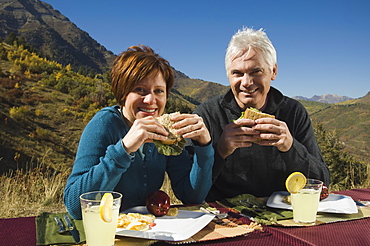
[293,94,353,104]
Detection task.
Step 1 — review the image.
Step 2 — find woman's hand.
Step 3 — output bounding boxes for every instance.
[122,116,168,154]
[171,113,211,146]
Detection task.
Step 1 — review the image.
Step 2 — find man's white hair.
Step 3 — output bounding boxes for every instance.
[225,27,277,72]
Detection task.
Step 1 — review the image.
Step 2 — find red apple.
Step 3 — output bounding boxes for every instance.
[320,184,329,200]
[146,190,171,216]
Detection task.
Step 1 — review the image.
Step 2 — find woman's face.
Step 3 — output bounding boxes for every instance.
[122,73,167,125]
[227,48,277,110]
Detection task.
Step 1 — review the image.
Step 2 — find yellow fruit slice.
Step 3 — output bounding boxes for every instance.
[285,172,306,194]
[99,192,113,223]
[167,207,178,216]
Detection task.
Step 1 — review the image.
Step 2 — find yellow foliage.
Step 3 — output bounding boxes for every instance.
[35,109,43,116]
[24,70,31,79]
[65,64,72,71]
[9,106,30,120]
[55,72,63,81]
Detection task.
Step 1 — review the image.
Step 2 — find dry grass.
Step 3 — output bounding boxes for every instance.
[0,165,179,219]
[0,164,68,218]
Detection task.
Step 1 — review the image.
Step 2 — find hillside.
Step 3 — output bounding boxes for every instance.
[297,100,331,115]
[309,93,370,163]
[173,70,229,104]
[0,0,115,74]
[0,71,85,173]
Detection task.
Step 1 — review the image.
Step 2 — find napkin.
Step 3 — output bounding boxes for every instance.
[218,193,293,223]
[36,212,85,245]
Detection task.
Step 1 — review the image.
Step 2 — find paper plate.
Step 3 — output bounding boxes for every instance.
[116,206,215,241]
[267,191,358,214]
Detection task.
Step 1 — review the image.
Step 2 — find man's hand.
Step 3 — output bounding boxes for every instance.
[252,118,293,152]
[217,118,260,159]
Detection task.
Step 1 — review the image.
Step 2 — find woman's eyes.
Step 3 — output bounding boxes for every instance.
[133,87,165,95]
[154,89,165,94]
[134,87,146,94]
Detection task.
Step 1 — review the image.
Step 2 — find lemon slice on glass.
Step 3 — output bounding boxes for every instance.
[285,172,306,194]
[99,192,113,223]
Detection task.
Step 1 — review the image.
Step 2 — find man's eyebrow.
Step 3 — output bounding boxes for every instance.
[230,69,242,73]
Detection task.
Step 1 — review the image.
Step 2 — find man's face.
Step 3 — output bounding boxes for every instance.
[227,48,277,110]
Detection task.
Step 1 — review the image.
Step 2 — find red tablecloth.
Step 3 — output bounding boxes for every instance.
[0,189,369,246]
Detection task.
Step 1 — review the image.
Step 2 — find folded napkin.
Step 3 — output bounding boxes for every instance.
[218,193,293,224]
[36,212,85,245]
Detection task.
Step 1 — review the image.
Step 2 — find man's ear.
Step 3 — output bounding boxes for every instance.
[271,64,278,80]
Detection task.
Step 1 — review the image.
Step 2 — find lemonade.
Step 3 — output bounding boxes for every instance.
[82,205,119,246]
[80,191,122,246]
[291,188,321,223]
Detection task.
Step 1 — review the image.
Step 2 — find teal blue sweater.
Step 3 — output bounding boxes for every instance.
[64,106,214,219]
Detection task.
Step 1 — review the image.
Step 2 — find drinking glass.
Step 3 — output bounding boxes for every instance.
[291,179,323,224]
[80,191,122,246]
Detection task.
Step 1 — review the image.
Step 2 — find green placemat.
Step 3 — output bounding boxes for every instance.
[36,212,85,245]
[219,193,293,224]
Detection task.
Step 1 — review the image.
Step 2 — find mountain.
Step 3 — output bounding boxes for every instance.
[0,0,115,74]
[293,94,353,104]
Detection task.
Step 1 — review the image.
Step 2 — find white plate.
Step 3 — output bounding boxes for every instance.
[266,191,358,214]
[116,206,215,241]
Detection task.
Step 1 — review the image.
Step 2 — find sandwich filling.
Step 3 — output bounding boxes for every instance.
[153,112,186,156]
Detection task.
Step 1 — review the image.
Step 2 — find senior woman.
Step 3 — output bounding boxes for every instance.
[64,45,214,219]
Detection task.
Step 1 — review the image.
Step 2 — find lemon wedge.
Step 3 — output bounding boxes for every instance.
[99,192,114,223]
[166,207,178,216]
[285,172,306,194]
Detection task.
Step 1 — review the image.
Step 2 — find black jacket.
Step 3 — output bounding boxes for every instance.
[194,87,330,201]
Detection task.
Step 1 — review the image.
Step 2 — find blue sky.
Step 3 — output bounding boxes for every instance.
[45,0,369,99]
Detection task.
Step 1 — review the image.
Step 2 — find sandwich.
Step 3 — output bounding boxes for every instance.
[153,112,186,156]
[237,108,275,142]
[243,107,275,120]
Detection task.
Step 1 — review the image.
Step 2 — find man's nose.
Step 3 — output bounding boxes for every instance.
[241,73,253,86]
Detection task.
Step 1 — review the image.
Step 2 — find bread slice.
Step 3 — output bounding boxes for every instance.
[156,112,183,145]
[243,108,275,120]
